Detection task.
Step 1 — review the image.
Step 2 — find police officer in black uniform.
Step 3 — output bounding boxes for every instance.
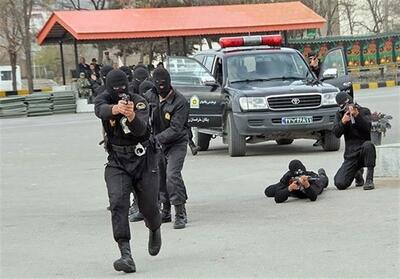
[119,65,133,83]
[333,92,376,190]
[264,160,328,203]
[144,67,189,229]
[308,52,320,77]
[94,69,162,273]
[139,80,156,96]
[127,67,151,223]
[131,67,150,94]
[120,65,144,222]
[93,65,113,97]
[94,65,114,211]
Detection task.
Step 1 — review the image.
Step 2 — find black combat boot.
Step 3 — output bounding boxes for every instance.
[363,167,375,190]
[129,202,144,222]
[189,141,200,156]
[317,168,328,188]
[355,168,364,187]
[113,240,136,273]
[148,227,162,256]
[161,202,171,223]
[174,204,186,229]
[183,204,188,223]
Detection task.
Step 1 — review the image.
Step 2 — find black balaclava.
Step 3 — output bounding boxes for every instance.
[132,68,150,93]
[119,66,133,82]
[133,68,149,83]
[133,64,148,72]
[335,92,353,110]
[139,80,155,95]
[288,160,306,176]
[153,68,171,98]
[106,69,129,104]
[100,65,113,84]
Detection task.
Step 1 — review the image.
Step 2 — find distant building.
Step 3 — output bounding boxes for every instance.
[31,6,51,34]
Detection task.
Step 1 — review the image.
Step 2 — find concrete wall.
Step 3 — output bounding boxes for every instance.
[375,143,400,177]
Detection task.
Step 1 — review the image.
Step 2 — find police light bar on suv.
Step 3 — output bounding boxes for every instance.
[219,34,282,48]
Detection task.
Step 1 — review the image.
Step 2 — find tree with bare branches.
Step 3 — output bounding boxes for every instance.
[8,0,35,93]
[0,1,22,91]
[339,0,358,35]
[360,0,385,33]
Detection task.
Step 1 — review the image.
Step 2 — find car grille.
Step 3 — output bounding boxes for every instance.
[248,119,264,126]
[267,94,321,110]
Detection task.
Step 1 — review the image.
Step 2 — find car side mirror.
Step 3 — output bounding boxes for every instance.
[204,80,218,87]
[203,79,219,92]
[321,68,338,81]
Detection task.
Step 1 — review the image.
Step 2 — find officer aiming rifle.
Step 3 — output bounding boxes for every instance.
[264,160,328,203]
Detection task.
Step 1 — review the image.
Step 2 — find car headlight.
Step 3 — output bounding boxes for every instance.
[239,97,268,111]
[321,92,338,106]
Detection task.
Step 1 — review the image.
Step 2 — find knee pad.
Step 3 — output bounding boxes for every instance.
[335,184,348,190]
[334,176,351,190]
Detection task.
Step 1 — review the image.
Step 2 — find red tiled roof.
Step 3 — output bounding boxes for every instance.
[37,2,326,45]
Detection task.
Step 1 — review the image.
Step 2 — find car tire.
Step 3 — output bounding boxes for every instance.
[276,139,294,145]
[227,112,246,157]
[194,130,212,151]
[322,131,340,151]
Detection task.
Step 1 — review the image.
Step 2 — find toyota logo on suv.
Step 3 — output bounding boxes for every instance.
[291,98,301,105]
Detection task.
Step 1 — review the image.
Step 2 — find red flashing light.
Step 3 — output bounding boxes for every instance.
[219,37,245,48]
[261,35,282,46]
[219,34,282,48]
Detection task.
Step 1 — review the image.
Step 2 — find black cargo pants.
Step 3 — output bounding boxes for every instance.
[159,141,188,206]
[334,141,376,190]
[105,147,161,242]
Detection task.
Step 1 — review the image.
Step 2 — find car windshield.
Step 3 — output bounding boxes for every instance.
[167,57,215,86]
[227,52,312,83]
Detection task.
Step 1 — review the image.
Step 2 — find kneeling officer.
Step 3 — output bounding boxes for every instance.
[333,92,376,190]
[95,69,161,273]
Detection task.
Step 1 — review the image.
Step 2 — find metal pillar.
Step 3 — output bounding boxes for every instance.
[59,41,66,85]
[182,37,187,56]
[73,39,79,74]
[283,31,288,47]
[166,37,171,56]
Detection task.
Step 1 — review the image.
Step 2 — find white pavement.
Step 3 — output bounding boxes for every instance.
[0,87,399,278]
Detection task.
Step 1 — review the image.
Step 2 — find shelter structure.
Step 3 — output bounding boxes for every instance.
[37,2,326,84]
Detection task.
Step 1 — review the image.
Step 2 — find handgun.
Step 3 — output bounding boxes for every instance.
[119,93,131,104]
[291,176,318,190]
[340,103,359,124]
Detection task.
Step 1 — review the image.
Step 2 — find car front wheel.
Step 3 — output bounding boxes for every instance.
[227,112,246,157]
[322,131,340,151]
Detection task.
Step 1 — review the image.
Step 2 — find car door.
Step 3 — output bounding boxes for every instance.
[319,47,354,98]
[165,56,225,129]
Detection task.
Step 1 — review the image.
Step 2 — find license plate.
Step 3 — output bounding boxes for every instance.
[281,116,313,125]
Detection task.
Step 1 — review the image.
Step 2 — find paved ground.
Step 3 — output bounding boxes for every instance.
[1,87,399,278]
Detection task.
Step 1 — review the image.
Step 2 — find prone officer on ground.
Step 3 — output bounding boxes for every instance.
[264,160,328,203]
